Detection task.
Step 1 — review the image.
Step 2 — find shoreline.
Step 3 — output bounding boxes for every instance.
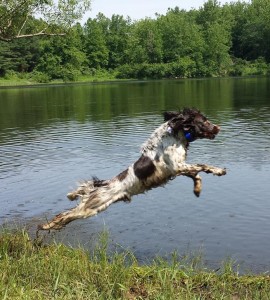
[1,217,270,275]
[1,228,270,299]
[0,76,131,89]
[0,74,268,90]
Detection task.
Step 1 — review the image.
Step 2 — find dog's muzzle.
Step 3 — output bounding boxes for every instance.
[204,124,220,139]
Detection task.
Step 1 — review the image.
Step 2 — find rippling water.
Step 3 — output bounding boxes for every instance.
[1,78,270,272]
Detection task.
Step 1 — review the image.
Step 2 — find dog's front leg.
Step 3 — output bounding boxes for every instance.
[177,163,226,177]
[177,163,226,196]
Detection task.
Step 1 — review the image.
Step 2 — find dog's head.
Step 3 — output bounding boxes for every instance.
[164,108,220,141]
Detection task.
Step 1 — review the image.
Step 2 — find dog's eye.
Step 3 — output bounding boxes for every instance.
[196,119,205,125]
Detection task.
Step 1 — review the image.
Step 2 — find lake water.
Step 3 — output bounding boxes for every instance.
[1,77,270,272]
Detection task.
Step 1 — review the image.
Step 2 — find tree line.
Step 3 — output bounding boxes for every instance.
[1,0,270,82]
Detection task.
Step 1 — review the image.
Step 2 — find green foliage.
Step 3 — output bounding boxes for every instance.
[197,0,234,76]
[0,38,39,76]
[83,18,109,69]
[36,26,87,81]
[0,0,91,41]
[1,0,270,82]
[125,18,163,64]
[230,0,270,62]
[116,63,165,79]
[29,71,50,83]
[117,58,204,80]
[158,9,204,64]
[107,15,131,68]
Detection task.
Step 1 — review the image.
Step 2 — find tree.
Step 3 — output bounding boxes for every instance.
[158,9,203,64]
[228,1,249,59]
[0,37,40,75]
[83,18,109,69]
[0,41,16,75]
[197,0,234,75]
[106,15,131,68]
[37,24,87,81]
[125,18,163,64]
[0,0,91,41]
[231,0,270,62]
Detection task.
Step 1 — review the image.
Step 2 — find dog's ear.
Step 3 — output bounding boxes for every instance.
[167,114,186,133]
[163,111,180,121]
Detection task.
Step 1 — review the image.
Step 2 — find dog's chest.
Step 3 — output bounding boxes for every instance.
[163,143,186,166]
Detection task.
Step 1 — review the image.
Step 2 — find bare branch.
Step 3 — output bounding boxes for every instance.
[16,32,66,38]
[17,13,30,36]
[0,31,66,42]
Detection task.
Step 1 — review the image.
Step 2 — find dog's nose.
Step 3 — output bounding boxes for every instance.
[213,125,220,134]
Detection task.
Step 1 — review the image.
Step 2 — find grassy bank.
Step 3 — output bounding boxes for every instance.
[1,229,270,299]
[0,70,119,87]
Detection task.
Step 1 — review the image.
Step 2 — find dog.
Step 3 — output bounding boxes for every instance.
[38,108,226,230]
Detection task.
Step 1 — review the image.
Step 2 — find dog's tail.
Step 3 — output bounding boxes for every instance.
[38,175,132,230]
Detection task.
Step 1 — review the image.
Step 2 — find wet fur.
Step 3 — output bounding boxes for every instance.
[38,108,226,230]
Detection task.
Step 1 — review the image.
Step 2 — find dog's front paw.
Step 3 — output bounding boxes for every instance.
[193,174,202,197]
[214,168,226,176]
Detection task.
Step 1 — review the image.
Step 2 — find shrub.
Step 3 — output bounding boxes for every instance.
[116,59,199,80]
[170,57,197,78]
[3,70,20,80]
[60,65,80,82]
[30,71,51,83]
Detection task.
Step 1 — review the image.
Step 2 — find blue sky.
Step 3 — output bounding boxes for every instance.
[83,0,241,21]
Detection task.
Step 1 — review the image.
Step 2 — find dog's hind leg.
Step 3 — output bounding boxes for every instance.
[38,197,114,230]
[38,185,131,230]
[38,207,85,230]
[66,182,93,201]
[67,179,110,201]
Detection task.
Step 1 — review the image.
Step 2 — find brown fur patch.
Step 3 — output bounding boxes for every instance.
[117,169,129,181]
[92,177,108,187]
[134,155,156,180]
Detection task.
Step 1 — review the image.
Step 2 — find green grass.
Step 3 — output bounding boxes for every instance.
[1,229,270,299]
[0,76,63,87]
[0,75,127,87]
[0,70,123,87]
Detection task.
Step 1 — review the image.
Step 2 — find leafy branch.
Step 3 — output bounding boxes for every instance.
[0,0,91,41]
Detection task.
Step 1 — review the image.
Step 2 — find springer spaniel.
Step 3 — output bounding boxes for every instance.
[38,108,226,230]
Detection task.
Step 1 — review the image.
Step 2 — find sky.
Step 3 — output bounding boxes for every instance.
[83,0,238,22]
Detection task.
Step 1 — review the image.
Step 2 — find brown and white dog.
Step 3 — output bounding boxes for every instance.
[38,108,226,230]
